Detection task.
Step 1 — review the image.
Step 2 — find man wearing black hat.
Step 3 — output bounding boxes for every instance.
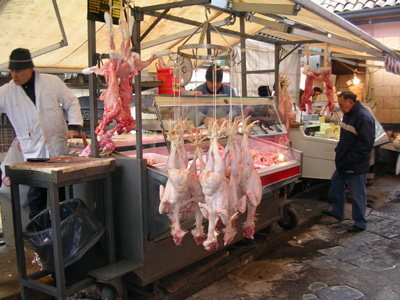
[195,64,236,96]
[0,48,83,218]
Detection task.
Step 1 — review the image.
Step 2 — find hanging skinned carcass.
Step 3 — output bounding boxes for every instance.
[319,47,335,116]
[83,10,169,139]
[299,45,322,114]
[278,75,295,133]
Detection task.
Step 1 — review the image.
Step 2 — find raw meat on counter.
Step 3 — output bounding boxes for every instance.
[79,131,116,158]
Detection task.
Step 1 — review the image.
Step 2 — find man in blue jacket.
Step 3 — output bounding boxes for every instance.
[324,91,375,232]
[188,64,238,127]
[195,64,236,96]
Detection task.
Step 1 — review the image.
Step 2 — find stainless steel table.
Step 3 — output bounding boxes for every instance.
[6,156,116,300]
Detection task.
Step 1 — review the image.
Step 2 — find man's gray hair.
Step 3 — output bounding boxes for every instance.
[339,91,357,102]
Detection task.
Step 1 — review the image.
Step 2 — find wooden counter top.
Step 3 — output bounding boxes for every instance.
[7,156,115,175]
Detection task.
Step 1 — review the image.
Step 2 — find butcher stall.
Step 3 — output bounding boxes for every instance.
[289,103,389,180]
[108,95,301,288]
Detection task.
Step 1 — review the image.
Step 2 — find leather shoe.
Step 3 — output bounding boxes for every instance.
[347,225,365,233]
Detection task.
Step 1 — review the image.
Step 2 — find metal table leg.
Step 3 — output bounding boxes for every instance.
[48,183,67,299]
[10,182,30,300]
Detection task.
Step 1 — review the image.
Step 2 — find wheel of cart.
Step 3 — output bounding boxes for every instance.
[278,200,299,230]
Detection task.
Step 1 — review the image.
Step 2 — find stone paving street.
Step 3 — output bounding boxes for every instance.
[188,174,400,300]
[1,174,399,300]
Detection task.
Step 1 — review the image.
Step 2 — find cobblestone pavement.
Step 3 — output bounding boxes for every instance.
[188,174,400,300]
[1,174,399,300]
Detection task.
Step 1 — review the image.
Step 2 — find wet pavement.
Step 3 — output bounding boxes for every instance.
[187,174,400,300]
[0,173,399,300]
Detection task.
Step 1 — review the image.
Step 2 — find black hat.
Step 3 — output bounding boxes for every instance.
[313,87,322,93]
[9,48,34,70]
[206,64,223,83]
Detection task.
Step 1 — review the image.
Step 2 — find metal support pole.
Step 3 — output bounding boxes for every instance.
[88,20,99,157]
[133,11,143,159]
[274,44,281,102]
[240,14,247,97]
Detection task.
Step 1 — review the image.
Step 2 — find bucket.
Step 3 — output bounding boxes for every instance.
[157,67,180,95]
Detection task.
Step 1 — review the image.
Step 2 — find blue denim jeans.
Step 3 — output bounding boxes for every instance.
[331,170,368,228]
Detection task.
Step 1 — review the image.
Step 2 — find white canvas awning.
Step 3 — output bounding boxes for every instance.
[0,0,398,73]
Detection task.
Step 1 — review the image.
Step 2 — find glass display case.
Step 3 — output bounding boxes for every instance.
[133,95,302,193]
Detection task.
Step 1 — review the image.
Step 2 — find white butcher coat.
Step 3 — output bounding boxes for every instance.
[0,72,83,159]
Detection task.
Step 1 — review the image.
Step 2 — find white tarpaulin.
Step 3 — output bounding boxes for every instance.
[232,40,300,101]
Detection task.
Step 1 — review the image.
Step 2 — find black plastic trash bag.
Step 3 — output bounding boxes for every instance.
[24,198,105,271]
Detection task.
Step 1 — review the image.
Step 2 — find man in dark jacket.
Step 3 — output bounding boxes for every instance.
[324,91,375,232]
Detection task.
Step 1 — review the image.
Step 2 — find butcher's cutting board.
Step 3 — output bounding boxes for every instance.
[7,156,115,174]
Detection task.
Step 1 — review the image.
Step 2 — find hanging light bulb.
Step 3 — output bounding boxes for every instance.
[353,74,360,85]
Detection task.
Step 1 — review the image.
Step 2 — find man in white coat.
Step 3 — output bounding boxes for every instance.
[0,48,83,218]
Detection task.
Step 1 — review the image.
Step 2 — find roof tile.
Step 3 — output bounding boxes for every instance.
[343,3,355,10]
[363,0,376,8]
[317,0,400,12]
[335,3,345,11]
[354,2,364,9]
[376,0,387,6]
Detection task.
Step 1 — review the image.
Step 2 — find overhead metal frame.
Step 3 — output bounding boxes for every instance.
[87,0,398,157]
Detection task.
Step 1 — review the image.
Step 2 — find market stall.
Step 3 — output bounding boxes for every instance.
[3,1,400,299]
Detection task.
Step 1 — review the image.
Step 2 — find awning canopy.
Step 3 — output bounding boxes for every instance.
[0,0,398,73]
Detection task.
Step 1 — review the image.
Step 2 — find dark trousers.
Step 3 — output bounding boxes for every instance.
[27,186,47,219]
[27,186,67,219]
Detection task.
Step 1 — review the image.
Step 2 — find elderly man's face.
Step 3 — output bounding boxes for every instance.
[10,68,33,86]
[206,81,222,94]
[338,96,354,114]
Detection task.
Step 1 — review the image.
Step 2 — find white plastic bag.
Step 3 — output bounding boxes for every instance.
[0,138,29,207]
